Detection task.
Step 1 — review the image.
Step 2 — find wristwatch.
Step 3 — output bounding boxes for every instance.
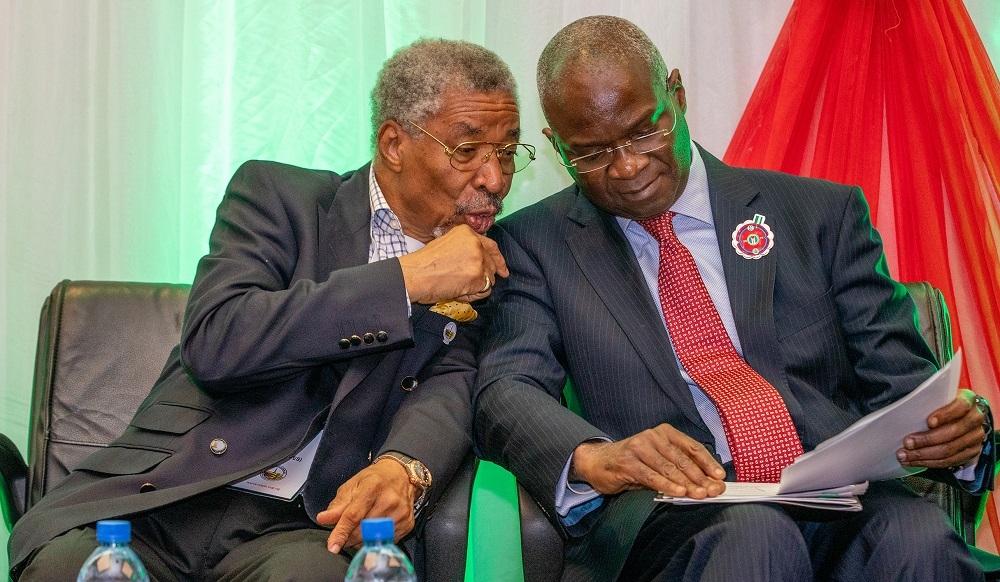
[974,394,991,443]
[375,451,432,512]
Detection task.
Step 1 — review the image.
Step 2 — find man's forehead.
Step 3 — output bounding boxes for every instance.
[430,89,522,141]
[448,121,521,140]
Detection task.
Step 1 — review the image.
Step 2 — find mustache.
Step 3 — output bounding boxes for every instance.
[456,191,504,217]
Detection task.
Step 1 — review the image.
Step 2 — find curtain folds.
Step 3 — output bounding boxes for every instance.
[724,0,1000,548]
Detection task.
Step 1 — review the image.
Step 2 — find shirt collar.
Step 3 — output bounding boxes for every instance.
[615,140,713,230]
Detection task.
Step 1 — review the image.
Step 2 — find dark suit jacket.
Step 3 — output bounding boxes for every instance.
[474,146,991,579]
[10,161,479,575]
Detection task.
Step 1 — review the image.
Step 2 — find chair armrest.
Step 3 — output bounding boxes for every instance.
[518,483,564,582]
[0,432,27,529]
[419,452,476,581]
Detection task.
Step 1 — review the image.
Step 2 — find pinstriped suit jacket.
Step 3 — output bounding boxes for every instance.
[10,161,479,576]
[474,146,953,578]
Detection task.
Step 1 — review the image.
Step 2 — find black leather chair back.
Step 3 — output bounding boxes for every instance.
[26,280,190,510]
[900,280,983,543]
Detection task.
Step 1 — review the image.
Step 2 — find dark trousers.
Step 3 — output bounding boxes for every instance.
[19,487,352,581]
[614,480,983,582]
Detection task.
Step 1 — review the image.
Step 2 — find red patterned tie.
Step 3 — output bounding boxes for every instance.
[638,211,803,482]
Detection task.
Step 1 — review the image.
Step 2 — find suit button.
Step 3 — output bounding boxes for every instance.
[338,338,351,349]
[139,482,156,493]
[401,376,418,391]
[376,331,389,342]
[210,438,228,455]
[350,335,362,346]
[363,332,375,344]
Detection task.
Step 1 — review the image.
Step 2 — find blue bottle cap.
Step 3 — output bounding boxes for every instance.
[359,517,394,542]
[95,520,131,543]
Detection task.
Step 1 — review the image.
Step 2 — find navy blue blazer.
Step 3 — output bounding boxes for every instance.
[474,146,992,578]
[10,161,479,574]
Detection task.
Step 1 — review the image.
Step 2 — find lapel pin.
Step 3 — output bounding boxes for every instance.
[443,321,457,344]
[732,214,774,259]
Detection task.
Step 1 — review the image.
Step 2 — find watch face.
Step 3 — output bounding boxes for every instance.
[412,464,426,483]
[410,462,431,487]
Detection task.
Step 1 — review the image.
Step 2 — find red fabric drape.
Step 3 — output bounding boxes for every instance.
[724,0,1000,547]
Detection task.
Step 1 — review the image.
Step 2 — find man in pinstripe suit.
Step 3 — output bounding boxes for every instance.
[474,16,992,581]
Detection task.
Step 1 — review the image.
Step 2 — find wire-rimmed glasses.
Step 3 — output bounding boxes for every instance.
[408,121,536,175]
[557,101,679,174]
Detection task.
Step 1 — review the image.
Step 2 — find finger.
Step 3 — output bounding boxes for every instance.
[926,394,975,428]
[899,441,982,470]
[650,424,726,480]
[326,497,372,554]
[898,427,985,467]
[906,408,982,450]
[617,432,717,498]
[480,236,509,278]
[642,441,724,498]
[315,493,349,526]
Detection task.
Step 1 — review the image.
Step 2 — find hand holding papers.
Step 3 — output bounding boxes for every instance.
[656,351,963,511]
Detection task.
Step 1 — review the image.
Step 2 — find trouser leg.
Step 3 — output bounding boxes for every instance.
[18,526,177,582]
[801,480,983,582]
[618,502,812,582]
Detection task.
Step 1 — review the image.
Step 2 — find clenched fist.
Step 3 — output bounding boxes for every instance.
[397,225,508,304]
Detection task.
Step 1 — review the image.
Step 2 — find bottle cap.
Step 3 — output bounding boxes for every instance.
[359,517,394,541]
[95,520,131,543]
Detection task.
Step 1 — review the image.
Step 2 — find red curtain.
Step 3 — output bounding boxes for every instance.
[724,0,1000,547]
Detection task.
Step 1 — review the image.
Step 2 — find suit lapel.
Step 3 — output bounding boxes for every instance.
[700,147,795,411]
[316,164,371,278]
[316,164,409,411]
[565,192,706,431]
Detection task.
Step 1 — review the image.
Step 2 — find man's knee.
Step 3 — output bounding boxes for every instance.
[706,503,805,546]
[862,495,968,560]
[18,528,98,582]
[209,528,351,582]
[678,504,812,581]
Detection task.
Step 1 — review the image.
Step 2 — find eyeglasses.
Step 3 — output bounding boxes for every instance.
[408,121,536,175]
[557,100,678,174]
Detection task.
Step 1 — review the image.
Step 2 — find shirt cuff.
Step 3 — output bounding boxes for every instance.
[555,438,611,521]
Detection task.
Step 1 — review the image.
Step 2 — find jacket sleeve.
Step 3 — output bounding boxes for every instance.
[179,161,414,394]
[474,225,611,532]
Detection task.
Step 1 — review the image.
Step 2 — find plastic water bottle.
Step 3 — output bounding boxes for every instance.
[344,517,416,582]
[76,520,150,582]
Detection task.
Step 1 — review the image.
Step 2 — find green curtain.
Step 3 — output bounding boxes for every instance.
[2,0,998,577]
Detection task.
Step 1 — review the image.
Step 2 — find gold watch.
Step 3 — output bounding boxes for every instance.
[374,451,432,512]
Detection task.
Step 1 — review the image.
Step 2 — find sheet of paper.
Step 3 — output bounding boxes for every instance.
[778,350,962,494]
[230,431,323,500]
[656,351,961,509]
[656,482,868,511]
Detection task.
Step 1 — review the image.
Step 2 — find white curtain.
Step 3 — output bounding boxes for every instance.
[2,0,997,577]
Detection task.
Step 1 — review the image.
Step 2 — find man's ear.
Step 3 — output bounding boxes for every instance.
[668,68,687,114]
[376,120,406,173]
[542,127,559,153]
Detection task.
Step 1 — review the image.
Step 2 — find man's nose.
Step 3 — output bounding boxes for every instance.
[474,149,508,193]
[606,143,647,180]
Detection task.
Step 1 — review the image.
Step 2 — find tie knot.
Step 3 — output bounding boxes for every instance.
[637,211,677,243]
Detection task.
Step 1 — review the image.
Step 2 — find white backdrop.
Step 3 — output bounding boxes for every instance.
[1,1,998,574]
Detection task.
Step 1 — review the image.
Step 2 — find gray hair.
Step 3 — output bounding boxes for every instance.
[537,15,668,107]
[371,38,518,148]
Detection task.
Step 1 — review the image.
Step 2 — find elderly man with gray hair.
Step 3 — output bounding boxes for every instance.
[10,38,534,581]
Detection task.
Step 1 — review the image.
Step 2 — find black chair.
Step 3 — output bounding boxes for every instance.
[509,280,999,580]
[0,280,472,581]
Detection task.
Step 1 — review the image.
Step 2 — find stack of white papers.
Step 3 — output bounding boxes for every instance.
[656,482,868,511]
[655,351,962,512]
